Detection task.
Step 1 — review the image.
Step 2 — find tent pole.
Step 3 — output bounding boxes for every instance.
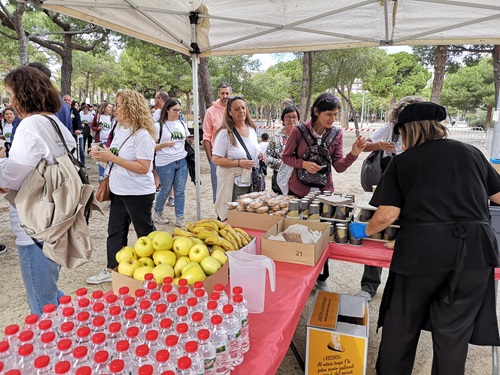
[192,54,201,220]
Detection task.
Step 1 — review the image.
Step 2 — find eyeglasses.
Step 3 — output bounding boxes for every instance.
[227,95,244,105]
[284,115,298,120]
[170,108,181,112]
[318,95,339,105]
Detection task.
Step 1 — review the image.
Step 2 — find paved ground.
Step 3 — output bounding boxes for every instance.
[0,130,496,374]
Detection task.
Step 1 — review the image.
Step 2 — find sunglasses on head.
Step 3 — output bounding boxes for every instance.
[319,95,339,105]
[228,95,244,104]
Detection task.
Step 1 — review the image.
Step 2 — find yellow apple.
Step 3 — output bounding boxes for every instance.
[118,258,142,277]
[133,266,154,281]
[173,237,194,257]
[181,263,206,284]
[189,244,210,263]
[190,237,205,246]
[147,231,160,240]
[137,257,155,268]
[134,237,154,258]
[200,256,222,276]
[152,232,174,251]
[152,264,175,284]
[174,256,191,277]
[211,249,228,266]
[115,246,136,264]
[181,261,200,275]
[172,277,180,285]
[153,250,176,267]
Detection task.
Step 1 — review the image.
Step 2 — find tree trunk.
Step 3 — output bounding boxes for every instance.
[430,45,448,104]
[13,2,29,65]
[300,52,312,122]
[337,87,359,135]
[493,45,500,108]
[85,72,90,101]
[60,34,73,96]
[185,91,191,117]
[198,56,213,123]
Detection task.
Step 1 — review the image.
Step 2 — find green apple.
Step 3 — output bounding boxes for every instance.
[153,250,176,267]
[152,232,174,251]
[115,246,136,264]
[135,236,154,258]
[137,257,154,268]
[190,237,205,246]
[200,256,222,276]
[211,249,228,266]
[173,237,194,257]
[174,256,191,277]
[189,244,210,263]
[133,265,154,281]
[147,231,160,240]
[181,261,200,275]
[152,264,175,284]
[181,263,206,284]
[117,258,142,277]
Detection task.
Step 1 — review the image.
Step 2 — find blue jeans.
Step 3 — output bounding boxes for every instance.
[210,158,217,203]
[155,158,188,218]
[98,164,106,181]
[18,244,64,316]
[78,137,86,167]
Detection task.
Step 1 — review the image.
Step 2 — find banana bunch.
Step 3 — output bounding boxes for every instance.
[173,219,252,251]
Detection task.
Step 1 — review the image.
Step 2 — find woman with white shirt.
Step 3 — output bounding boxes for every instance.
[86,90,156,285]
[91,102,115,182]
[212,96,260,221]
[1,107,16,143]
[153,98,189,227]
[1,66,76,314]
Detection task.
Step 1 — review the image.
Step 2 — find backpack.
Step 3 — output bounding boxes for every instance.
[360,129,399,192]
[296,123,339,188]
[6,115,101,268]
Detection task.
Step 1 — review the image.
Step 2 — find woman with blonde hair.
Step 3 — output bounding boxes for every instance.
[86,90,157,285]
[212,95,260,221]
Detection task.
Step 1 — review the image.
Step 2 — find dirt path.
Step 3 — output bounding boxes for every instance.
[0,131,494,374]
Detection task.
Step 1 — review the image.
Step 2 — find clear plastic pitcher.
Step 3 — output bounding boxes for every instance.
[227,251,276,314]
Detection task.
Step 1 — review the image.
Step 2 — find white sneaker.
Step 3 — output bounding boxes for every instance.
[314,280,331,292]
[86,268,112,285]
[175,217,186,228]
[359,290,372,302]
[153,212,170,225]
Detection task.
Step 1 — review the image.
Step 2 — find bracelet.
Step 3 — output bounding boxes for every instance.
[237,159,240,167]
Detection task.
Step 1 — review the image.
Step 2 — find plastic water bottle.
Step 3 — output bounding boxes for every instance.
[163,276,173,286]
[93,350,109,374]
[0,340,15,370]
[155,303,168,322]
[56,339,73,363]
[197,329,217,375]
[76,312,90,329]
[141,273,155,291]
[75,366,92,375]
[139,300,153,317]
[90,332,108,359]
[135,288,147,305]
[91,290,104,305]
[232,294,249,353]
[33,354,52,374]
[177,279,193,298]
[109,359,127,374]
[176,323,194,348]
[194,289,208,314]
[177,356,195,375]
[177,286,190,306]
[161,283,174,299]
[158,318,174,342]
[114,340,133,370]
[17,343,35,373]
[205,301,219,326]
[150,291,161,308]
[22,314,39,333]
[77,298,91,314]
[108,305,122,325]
[40,304,57,322]
[184,341,204,375]
[72,346,92,371]
[124,309,138,329]
[75,288,88,304]
[209,315,230,375]
[187,297,200,315]
[164,335,184,364]
[166,294,179,320]
[155,349,176,373]
[76,326,92,346]
[146,280,158,299]
[105,294,119,310]
[145,330,161,358]
[176,306,190,325]
[139,364,154,375]
[122,296,136,311]
[231,287,247,306]
[56,296,73,322]
[222,304,243,367]
[140,314,154,342]
[214,284,229,306]
[193,281,204,292]
[107,322,122,356]
[3,324,20,349]
[91,302,105,318]
[189,311,208,338]
[39,331,57,361]
[91,316,106,334]
[54,360,71,374]
[133,344,154,372]
[36,320,52,344]
[117,286,130,307]
[18,330,35,347]
[126,326,141,353]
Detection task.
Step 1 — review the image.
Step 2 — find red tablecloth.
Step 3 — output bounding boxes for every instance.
[231,229,329,375]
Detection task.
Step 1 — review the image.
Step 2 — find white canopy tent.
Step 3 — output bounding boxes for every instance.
[27,0,500,218]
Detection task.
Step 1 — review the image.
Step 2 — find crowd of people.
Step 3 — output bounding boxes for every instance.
[1,65,499,375]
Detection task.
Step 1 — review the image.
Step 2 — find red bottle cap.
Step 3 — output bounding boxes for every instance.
[105,294,118,303]
[232,286,243,295]
[165,334,178,346]
[191,312,203,322]
[41,331,56,343]
[109,359,125,373]
[42,304,56,313]
[125,310,137,320]
[92,316,105,327]
[145,329,158,341]
[178,286,189,295]
[119,286,129,295]
[4,324,19,336]
[77,326,91,338]
[160,318,172,329]
[178,279,188,287]
[76,288,88,297]
[187,297,198,307]
[72,345,88,359]
[166,294,177,303]
[156,303,167,313]
[135,344,150,357]
[141,313,153,324]
[198,329,210,340]
[193,281,204,289]
[34,355,50,369]
[185,340,198,353]
[233,294,243,303]
[156,349,170,362]
[78,298,90,308]
[62,307,75,317]
[59,295,72,305]
[92,302,105,313]
[209,292,220,301]
[150,291,161,301]
[38,320,52,331]
[54,360,71,374]
[177,356,192,370]
[91,290,103,299]
[210,315,222,325]
[75,366,91,375]
[0,341,9,353]
[163,276,173,285]
[145,273,154,281]
[222,304,234,314]
[109,306,122,316]
[194,289,205,298]
[177,306,188,317]
[161,284,173,294]
[126,326,139,338]
[92,332,106,344]
[135,289,146,298]
[60,321,75,333]
[18,330,34,342]
[176,322,188,334]
[207,301,217,310]
[57,338,72,351]
[116,339,130,352]
[77,311,90,322]
[18,343,34,356]
[108,322,122,333]
[123,296,135,307]
[139,364,154,375]
[94,350,109,363]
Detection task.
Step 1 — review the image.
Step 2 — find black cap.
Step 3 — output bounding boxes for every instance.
[394,102,447,134]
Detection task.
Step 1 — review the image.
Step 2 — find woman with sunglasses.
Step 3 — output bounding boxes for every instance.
[281,93,366,290]
[212,95,260,221]
[153,98,190,227]
[266,105,300,194]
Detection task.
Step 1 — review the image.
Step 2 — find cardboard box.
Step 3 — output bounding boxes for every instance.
[227,210,283,232]
[111,260,229,295]
[306,291,369,375]
[261,218,330,265]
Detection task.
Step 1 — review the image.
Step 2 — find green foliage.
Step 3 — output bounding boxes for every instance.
[207,55,260,94]
[441,57,494,111]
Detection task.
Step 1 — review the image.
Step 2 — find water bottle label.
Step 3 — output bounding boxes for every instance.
[216,344,227,353]
[228,329,241,340]
[242,318,248,328]
[204,357,216,370]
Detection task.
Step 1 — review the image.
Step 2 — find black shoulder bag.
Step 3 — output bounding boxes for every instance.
[233,128,263,192]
